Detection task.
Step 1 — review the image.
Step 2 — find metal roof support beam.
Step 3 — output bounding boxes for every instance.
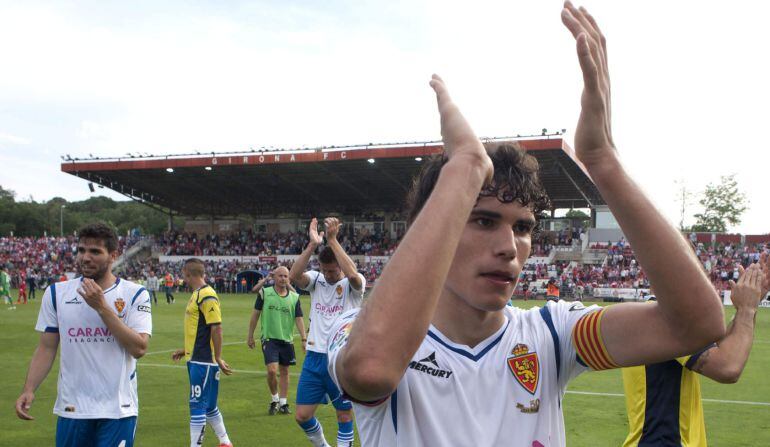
[377,168,408,194]
[269,173,321,203]
[551,157,595,209]
[318,165,372,202]
[77,172,178,216]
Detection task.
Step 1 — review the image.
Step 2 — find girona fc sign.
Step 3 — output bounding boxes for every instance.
[507,343,539,395]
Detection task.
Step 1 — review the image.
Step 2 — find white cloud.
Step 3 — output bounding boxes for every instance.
[0,0,768,234]
[0,132,30,145]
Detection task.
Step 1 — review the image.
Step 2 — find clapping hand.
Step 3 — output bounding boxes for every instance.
[561,1,616,169]
[429,74,493,184]
[309,218,324,246]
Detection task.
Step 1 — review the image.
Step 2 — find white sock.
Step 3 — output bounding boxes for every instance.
[206,407,231,445]
[279,397,287,406]
[190,415,206,447]
[300,418,329,447]
[272,394,280,403]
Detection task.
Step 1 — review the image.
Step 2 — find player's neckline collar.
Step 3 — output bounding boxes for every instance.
[427,316,510,362]
[78,276,121,293]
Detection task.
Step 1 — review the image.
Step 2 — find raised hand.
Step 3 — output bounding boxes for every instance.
[324,217,341,241]
[561,1,616,169]
[429,74,493,184]
[729,264,765,311]
[308,218,324,246]
[759,253,770,297]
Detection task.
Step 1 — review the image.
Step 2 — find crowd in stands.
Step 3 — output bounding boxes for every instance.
[695,241,766,291]
[0,235,139,290]
[2,230,766,299]
[155,228,400,257]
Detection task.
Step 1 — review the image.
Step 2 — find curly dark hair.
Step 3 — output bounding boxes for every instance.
[318,246,338,264]
[77,222,119,253]
[405,142,551,225]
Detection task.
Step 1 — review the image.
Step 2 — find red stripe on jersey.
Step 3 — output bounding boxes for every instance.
[573,311,603,370]
[587,312,613,370]
[582,312,610,370]
[592,308,619,369]
[572,308,617,370]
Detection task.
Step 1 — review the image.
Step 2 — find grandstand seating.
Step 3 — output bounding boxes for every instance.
[2,231,766,297]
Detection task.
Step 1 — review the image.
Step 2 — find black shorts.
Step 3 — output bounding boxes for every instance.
[261,339,296,366]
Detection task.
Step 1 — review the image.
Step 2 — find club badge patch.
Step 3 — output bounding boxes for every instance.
[114,298,126,314]
[507,343,539,395]
[335,285,343,296]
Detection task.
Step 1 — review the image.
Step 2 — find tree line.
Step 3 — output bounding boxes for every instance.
[0,185,179,237]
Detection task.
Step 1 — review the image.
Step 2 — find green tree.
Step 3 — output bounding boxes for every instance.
[691,174,748,233]
[0,184,174,237]
[565,209,591,227]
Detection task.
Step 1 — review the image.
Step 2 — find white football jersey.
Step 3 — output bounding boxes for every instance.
[35,277,153,419]
[304,270,365,354]
[328,300,598,447]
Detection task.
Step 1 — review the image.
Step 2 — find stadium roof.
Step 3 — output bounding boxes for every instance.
[60,136,605,217]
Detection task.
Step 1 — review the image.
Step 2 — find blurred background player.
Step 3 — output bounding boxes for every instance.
[146,271,159,305]
[622,260,769,446]
[289,217,365,447]
[172,258,233,447]
[248,266,306,415]
[15,223,152,447]
[27,270,38,300]
[17,272,28,304]
[1,265,15,309]
[164,271,175,303]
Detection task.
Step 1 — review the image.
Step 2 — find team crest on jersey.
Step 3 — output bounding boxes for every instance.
[114,298,126,315]
[335,284,343,297]
[507,343,539,395]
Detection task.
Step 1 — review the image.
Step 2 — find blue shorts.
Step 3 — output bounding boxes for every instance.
[56,416,137,447]
[296,351,352,410]
[187,361,220,412]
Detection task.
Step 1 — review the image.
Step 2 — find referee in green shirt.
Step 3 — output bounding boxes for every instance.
[248,266,306,415]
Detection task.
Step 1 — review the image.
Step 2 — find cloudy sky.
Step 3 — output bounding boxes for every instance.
[0,0,767,233]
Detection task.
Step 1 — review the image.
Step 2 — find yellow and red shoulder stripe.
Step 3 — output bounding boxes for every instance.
[571,307,619,371]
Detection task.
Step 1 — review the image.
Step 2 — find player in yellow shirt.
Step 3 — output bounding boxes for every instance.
[172,258,234,447]
[622,260,768,446]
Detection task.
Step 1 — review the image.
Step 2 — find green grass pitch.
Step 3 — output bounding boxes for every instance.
[2,291,769,446]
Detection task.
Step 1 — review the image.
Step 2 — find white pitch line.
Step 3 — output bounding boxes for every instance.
[566,390,770,407]
[137,364,770,407]
[138,362,301,377]
[144,341,243,356]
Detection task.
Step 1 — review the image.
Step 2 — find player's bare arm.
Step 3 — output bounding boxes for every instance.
[690,263,766,383]
[15,332,59,420]
[247,309,262,349]
[336,74,493,402]
[562,1,724,368]
[324,217,363,290]
[211,323,232,375]
[295,315,307,352]
[289,218,324,289]
[78,278,150,359]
